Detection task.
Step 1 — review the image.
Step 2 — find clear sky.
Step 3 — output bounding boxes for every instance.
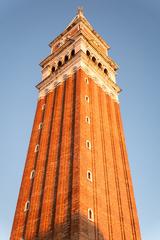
[0,0,160,239]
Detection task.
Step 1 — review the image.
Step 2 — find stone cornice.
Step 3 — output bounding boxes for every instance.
[81,51,120,93]
[36,51,121,102]
[40,32,118,72]
[82,34,118,71]
[37,51,82,90]
[39,39,74,68]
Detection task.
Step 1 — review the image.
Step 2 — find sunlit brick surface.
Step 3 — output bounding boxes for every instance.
[11,69,141,240]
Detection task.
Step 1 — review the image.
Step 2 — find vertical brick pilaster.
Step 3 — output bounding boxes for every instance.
[38,84,65,237]
[24,91,54,239]
[98,88,113,240]
[106,94,126,240]
[53,77,74,239]
[114,102,141,239]
[10,97,46,240]
[70,70,80,240]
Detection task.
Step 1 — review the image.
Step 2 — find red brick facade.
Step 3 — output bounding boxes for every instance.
[11,69,141,240]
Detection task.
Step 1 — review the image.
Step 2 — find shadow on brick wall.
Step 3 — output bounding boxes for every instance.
[32,213,105,240]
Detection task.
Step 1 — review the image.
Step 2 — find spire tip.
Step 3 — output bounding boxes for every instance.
[77,6,84,17]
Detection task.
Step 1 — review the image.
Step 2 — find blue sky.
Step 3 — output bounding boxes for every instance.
[0,0,160,239]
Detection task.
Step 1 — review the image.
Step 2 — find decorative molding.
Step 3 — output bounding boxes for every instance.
[37,51,120,102]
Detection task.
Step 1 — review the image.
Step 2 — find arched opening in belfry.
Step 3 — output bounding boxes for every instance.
[58,61,62,68]
[52,66,55,73]
[86,50,90,56]
[98,62,102,69]
[92,56,96,63]
[71,49,75,57]
[65,55,69,62]
[104,68,108,75]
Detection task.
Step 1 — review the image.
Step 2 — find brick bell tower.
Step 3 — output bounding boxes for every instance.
[11,8,141,240]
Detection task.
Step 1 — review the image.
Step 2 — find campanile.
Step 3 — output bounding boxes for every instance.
[11,8,141,240]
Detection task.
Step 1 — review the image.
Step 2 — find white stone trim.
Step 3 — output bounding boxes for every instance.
[88,208,94,221]
[86,140,91,150]
[30,170,35,179]
[38,122,43,130]
[42,104,45,110]
[85,95,89,103]
[85,77,89,84]
[87,170,92,182]
[38,52,119,102]
[85,116,90,124]
[24,201,30,212]
[34,144,39,152]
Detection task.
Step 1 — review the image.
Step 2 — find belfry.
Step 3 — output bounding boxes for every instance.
[11,9,141,240]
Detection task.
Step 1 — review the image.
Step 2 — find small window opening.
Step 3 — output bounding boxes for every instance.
[65,55,69,62]
[85,78,89,84]
[88,208,94,221]
[92,56,96,63]
[86,140,91,150]
[87,171,92,182]
[34,144,39,152]
[85,96,89,103]
[42,104,45,110]
[71,49,75,57]
[30,170,35,179]
[24,201,30,212]
[38,122,43,130]
[58,61,62,68]
[52,66,55,73]
[98,62,102,69]
[104,68,108,75]
[86,50,90,56]
[86,116,90,124]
